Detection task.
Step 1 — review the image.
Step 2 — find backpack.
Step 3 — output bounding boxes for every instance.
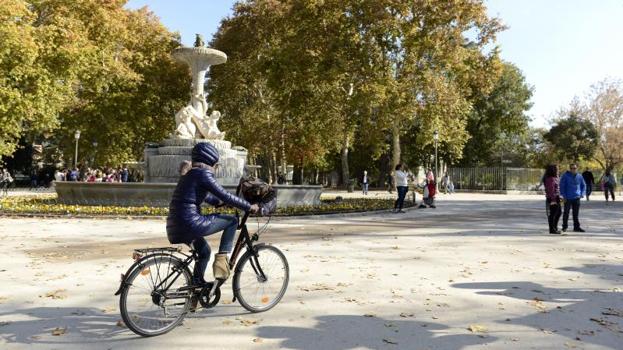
[237,177,277,215]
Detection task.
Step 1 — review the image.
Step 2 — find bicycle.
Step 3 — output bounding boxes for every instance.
[114,210,289,337]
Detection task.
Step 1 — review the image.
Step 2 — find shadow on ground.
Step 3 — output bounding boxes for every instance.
[0,306,130,345]
[256,314,494,350]
[453,264,623,349]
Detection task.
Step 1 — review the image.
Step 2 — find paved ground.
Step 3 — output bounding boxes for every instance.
[0,193,622,350]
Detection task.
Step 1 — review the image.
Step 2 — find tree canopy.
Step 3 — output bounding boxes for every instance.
[544,110,599,164]
[209,0,510,183]
[0,0,189,167]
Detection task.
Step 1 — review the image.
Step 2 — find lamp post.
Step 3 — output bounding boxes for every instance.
[433,130,439,190]
[92,141,98,166]
[74,130,81,168]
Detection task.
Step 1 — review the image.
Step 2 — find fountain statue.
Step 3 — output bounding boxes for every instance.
[143,35,246,185]
[55,35,322,207]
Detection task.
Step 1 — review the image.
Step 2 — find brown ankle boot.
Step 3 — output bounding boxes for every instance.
[213,253,230,280]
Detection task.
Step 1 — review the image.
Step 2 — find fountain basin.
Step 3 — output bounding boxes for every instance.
[55,181,322,208]
[144,138,247,185]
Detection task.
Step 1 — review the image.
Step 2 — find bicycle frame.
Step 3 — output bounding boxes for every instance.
[115,211,267,298]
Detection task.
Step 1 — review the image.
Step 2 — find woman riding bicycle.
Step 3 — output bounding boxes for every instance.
[166,142,259,287]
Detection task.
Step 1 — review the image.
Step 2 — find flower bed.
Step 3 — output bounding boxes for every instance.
[0,194,412,218]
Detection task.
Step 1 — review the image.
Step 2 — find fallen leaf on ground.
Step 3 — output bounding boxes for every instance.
[528,298,548,313]
[116,319,126,328]
[399,312,414,318]
[298,283,334,292]
[51,327,66,336]
[467,324,488,333]
[237,318,260,326]
[383,338,398,345]
[252,338,263,343]
[363,313,376,318]
[602,308,623,317]
[101,306,116,313]
[42,289,67,300]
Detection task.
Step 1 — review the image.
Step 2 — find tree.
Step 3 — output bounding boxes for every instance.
[461,62,533,165]
[544,112,599,163]
[0,0,76,158]
[209,0,505,183]
[584,79,623,171]
[0,1,188,166]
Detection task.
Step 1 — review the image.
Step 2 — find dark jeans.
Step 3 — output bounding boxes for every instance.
[192,214,238,283]
[547,199,561,232]
[604,183,615,201]
[562,198,581,230]
[394,186,408,210]
[586,184,592,200]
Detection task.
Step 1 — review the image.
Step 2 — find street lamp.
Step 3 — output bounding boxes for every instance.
[74,130,81,168]
[92,141,98,166]
[433,130,439,189]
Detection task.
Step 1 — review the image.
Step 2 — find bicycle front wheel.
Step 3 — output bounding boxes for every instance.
[119,254,192,337]
[233,244,289,313]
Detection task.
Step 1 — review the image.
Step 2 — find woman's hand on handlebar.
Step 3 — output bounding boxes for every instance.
[249,204,260,214]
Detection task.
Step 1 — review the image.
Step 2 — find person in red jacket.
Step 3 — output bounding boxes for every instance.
[544,164,561,234]
[426,180,437,208]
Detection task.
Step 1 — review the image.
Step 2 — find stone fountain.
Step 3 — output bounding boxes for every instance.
[55,35,322,208]
[143,37,246,186]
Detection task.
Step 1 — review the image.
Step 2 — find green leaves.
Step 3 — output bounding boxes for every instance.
[544,113,599,163]
[0,1,188,165]
[209,0,505,179]
[461,62,533,166]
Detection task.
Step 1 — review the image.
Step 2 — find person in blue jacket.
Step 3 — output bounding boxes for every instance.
[166,142,259,288]
[559,163,586,232]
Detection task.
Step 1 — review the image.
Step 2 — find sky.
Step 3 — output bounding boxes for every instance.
[125,0,623,128]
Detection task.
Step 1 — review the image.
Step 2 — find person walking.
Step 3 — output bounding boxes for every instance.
[544,164,562,234]
[1,168,13,196]
[54,169,64,182]
[361,170,369,195]
[560,163,586,232]
[581,168,595,201]
[121,166,129,182]
[426,178,437,208]
[386,173,394,194]
[393,164,408,213]
[601,170,616,202]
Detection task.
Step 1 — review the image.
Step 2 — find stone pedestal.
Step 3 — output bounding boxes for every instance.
[144,138,247,185]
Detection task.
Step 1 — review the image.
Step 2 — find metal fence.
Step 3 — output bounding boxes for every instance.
[448,167,544,191]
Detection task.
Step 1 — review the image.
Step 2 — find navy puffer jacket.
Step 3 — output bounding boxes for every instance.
[166,142,251,244]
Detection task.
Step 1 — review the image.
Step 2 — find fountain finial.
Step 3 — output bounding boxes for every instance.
[194,34,205,47]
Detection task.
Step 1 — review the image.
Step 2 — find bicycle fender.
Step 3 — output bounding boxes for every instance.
[114,260,145,296]
[234,243,267,273]
[114,254,159,296]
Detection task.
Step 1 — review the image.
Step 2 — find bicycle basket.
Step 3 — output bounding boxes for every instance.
[237,177,277,215]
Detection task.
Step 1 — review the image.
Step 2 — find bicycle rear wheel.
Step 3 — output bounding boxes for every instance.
[119,254,192,336]
[233,244,289,313]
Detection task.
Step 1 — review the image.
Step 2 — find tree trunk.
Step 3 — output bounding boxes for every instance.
[270,148,278,184]
[280,122,287,177]
[391,122,401,169]
[340,133,350,187]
